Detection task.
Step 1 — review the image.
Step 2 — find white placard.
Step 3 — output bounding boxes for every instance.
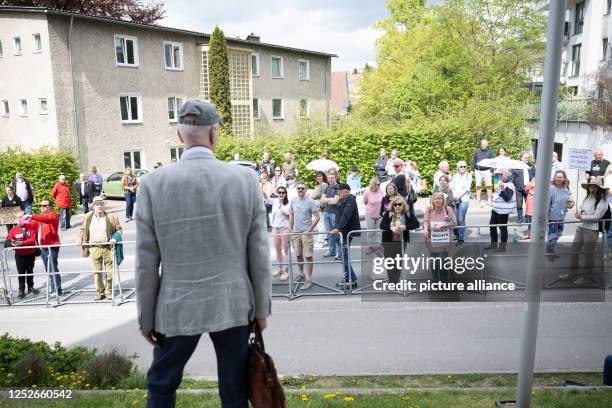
[567,148,592,171]
[430,227,450,243]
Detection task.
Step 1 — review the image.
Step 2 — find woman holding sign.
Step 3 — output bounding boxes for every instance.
[424,192,457,282]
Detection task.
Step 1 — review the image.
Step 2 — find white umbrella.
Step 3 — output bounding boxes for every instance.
[477,158,529,170]
[306,159,340,172]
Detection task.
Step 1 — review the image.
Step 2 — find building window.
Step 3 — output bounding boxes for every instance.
[19,99,28,116]
[170,147,184,162]
[299,99,309,118]
[251,53,259,76]
[119,95,142,123]
[115,35,139,67]
[32,33,41,53]
[39,98,48,115]
[603,38,609,61]
[1,100,9,116]
[13,37,22,55]
[253,98,260,119]
[164,42,183,70]
[167,96,182,122]
[271,56,283,78]
[574,2,585,34]
[272,99,283,119]
[571,44,581,76]
[298,59,310,81]
[124,150,143,170]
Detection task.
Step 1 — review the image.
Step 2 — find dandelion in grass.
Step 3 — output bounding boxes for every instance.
[344,396,354,401]
[324,393,336,399]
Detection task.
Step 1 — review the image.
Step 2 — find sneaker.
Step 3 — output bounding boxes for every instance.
[302,281,312,290]
[28,287,40,295]
[279,272,289,281]
[94,294,106,301]
[18,290,26,299]
[48,292,58,299]
[295,274,306,282]
[334,254,340,261]
[323,252,336,258]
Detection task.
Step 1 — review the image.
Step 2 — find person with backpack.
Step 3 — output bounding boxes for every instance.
[5,212,40,299]
[560,176,610,284]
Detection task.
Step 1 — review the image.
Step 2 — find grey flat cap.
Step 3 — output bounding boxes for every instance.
[178,100,223,126]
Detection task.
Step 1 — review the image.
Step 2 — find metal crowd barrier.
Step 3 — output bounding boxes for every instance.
[1,240,136,307]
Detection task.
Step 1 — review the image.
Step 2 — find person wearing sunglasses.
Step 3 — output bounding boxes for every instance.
[449,161,472,243]
[267,187,291,281]
[24,199,63,298]
[380,196,411,284]
[271,167,287,195]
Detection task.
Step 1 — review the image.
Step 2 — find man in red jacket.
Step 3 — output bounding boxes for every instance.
[25,199,62,297]
[51,175,72,230]
[5,213,40,299]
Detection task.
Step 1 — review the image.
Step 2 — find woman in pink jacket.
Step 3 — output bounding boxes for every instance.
[520,178,536,240]
[363,177,384,254]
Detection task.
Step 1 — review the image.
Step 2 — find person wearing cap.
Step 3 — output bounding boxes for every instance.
[346,166,361,192]
[24,198,62,298]
[135,99,271,408]
[560,176,610,284]
[11,172,35,215]
[449,161,472,243]
[51,175,72,230]
[73,173,95,214]
[331,183,360,288]
[282,151,298,179]
[78,196,122,300]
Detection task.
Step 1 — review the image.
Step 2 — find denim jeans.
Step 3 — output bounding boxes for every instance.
[59,208,71,229]
[547,220,564,252]
[454,200,469,241]
[125,192,136,219]
[41,247,62,294]
[22,200,33,215]
[323,211,339,255]
[81,196,90,214]
[516,190,527,222]
[341,240,358,283]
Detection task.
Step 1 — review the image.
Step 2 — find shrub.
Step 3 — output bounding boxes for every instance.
[83,350,134,388]
[15,352,48,387]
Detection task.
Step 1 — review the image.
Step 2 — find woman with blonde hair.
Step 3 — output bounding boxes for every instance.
[424,192,457,281]
[121,167,139,222]
[380,195,410,283]
[363,177,384,254]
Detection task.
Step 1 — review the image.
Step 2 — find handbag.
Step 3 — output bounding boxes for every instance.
[405,209,420,230]
[248,321,286,408]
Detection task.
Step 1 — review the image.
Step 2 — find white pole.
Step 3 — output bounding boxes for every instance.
[516,1,566,407]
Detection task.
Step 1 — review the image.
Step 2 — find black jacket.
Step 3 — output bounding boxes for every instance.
[380,210,410,243]
[73,179,95,200]
[374,156,389,178]
[334,194,361,240]
[590,159,611,177]
[10,178,34,202]
[473,148,494,171]
[1,195,23,209]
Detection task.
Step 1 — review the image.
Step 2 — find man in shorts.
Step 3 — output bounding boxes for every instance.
[472,139,494,205]
[289,181,320,289]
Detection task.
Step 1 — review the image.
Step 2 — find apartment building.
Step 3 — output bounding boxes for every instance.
[0,6,335,174]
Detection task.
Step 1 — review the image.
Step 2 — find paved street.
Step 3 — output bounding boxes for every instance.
[1,198,610,378]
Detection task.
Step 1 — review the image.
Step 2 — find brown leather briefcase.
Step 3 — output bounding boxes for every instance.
[247,321,286,408]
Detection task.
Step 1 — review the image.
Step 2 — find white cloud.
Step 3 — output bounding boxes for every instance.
[161,0,387,72]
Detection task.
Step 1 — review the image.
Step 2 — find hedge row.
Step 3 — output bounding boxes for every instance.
[0,148,80,213]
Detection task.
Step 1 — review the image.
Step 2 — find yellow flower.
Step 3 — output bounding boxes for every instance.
[401,395,411,400]
[301,384,306,390]
[132,400,139,405]
[85,384,90,388]
[324,393,336,399]
[32,385,37,388]
[301,396,309,401]
[344,396,354,401]
[143,393,148,399]
[335,392,342,395]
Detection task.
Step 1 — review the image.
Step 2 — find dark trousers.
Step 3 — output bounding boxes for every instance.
[125,192,136,219]
[383,241,405,284]
[147,325,250,408]
[489,210,509,243]
[80,196,90,214]
[15,254,35,291]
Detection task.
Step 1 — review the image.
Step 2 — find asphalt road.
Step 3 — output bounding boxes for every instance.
[0,199,610,377]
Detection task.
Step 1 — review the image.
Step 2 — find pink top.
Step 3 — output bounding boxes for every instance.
[363,189,384,219]
[423,205,457,243]
[524,179,536,216]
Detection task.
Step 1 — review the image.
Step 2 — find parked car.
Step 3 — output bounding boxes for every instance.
[101,169,149,199]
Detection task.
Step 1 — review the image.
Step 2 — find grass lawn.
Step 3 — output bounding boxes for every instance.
[0,389,612,407]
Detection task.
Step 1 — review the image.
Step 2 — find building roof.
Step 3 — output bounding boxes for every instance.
[0,6,338,58]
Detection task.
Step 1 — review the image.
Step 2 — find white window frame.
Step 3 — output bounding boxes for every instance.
[271,55,284,78]
[167,95,184,122]
[123,149,144,170]
[13,37,22,56]
[19,99,28,116]
[119,94,142,123]
[298,59,310,81]
[114,34,139,67]
[251,53,260,77]
[163,41,184,71]
[1,100,9,116]
[253,98,260,120]
[170,146,184,161]
[299,99,310,118]
[32,33,42,53]
[39,98,48,115]
[272,98,284,120]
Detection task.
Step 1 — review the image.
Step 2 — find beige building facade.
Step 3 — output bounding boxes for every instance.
[0,7,335,176]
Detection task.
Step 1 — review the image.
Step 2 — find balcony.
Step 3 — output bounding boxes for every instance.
[528,99,588,122]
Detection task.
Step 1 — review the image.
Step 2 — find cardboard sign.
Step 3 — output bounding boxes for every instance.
[430,226,450,243]
[567,148,592,171]
[0,207,22,225]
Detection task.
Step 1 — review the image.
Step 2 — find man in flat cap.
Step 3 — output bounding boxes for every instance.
[135,100,272,407]
[331,183,360,288]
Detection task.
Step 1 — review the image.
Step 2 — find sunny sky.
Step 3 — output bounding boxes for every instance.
[161,0,390,72]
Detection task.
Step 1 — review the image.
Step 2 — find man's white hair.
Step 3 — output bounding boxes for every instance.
[178,123,212,143]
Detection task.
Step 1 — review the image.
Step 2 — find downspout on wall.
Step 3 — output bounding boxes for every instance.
[68,16,81,167]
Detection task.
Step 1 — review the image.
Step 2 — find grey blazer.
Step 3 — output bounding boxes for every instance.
[135,150,272,336]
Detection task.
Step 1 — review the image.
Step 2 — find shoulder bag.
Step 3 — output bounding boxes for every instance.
[248,321,286,408]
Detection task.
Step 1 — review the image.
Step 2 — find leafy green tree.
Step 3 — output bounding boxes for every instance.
[208,26,233,133]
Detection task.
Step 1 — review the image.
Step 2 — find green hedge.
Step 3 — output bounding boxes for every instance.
[0,148,80,213]
[217,120,529,191]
